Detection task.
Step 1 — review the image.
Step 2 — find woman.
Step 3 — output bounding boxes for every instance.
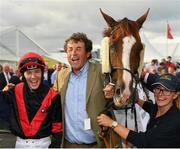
[97,73,180,147]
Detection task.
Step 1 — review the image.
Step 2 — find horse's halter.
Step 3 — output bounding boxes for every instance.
[110,35,141,108]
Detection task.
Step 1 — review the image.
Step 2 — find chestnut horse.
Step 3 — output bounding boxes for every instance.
[100,9,150,148]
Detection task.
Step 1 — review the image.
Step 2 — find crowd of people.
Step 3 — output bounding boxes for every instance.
[0,32,180,148]
[143,56,180,77]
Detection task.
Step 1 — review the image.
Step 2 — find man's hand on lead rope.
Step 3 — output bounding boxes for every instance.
[103,83,115,99]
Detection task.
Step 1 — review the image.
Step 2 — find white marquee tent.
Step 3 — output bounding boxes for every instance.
[0,27,179,68]
[0,27,49,67]
[0,27,70,68]
[140,30,180,63]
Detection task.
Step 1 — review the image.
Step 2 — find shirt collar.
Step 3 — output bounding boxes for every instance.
[71,61,89,76]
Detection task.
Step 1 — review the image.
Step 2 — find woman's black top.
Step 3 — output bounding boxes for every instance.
[127,102,180,147]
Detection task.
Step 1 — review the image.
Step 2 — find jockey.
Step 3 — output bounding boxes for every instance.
[0,51,63,148]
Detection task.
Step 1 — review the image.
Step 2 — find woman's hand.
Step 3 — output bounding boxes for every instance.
[97,114,113,127]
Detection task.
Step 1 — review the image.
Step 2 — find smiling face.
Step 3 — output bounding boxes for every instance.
[66,40,91,75]
[24,68,42,90]
[154,85,178,108]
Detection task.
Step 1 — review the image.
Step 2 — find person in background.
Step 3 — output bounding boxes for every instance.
[51,62,62,86]
[176,63,180,78]
[9,66,15,74]
[0,63,13,90]
[61,63,68,69]
[0,52,63,148]
[97,73,180,147]
[165,56,174,67]
[145,59,159,74]
[158,66,168,75]
[53,63,69,92]
[160,58,166,65]
[53,32,109,148]
[0,64,3,73]
[0,70,21,130]
[43,62,54,87]
[168,63,176,75]
[0,63,14,130]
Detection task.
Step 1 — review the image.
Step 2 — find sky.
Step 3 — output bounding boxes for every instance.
[0,0,180,60]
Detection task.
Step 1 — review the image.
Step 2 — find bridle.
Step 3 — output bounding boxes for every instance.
[105,67,140,125]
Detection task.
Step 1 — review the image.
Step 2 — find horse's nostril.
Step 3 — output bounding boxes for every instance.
[115,88,121,95]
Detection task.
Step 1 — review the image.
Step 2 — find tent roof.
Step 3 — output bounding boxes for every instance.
[0,27,49,62]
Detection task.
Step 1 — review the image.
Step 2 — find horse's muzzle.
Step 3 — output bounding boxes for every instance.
[113,87,129,107]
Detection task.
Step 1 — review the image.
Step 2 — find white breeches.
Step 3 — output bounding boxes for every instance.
[15,136,51,149]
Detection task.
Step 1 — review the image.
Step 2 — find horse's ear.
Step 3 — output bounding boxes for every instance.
[100,8,117,28]
[136,8,150,29]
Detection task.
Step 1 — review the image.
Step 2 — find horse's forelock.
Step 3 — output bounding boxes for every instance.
[103,28,112,37]
[103,18,139,39]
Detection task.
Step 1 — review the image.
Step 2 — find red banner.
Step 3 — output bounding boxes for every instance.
[167,23,173,39]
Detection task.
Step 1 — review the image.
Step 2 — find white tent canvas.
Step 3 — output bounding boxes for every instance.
[140,30,180,63]
[0,27,49,63]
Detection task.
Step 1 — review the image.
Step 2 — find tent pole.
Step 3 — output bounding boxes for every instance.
[166,21,168,57]
[16,27,20,58]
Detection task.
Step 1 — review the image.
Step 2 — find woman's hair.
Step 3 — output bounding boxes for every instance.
[175,93,180,109]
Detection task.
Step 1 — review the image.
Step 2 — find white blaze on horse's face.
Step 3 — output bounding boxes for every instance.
[122,35,136,99]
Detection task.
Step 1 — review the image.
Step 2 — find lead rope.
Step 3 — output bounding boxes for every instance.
[124,73,139,148]
[133,74,139,132]
[124,105,129,148]
[101,73,117,148]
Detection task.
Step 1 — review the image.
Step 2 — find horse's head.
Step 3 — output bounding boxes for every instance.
[100,9,149,107]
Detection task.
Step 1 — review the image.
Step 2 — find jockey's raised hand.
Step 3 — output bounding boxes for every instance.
[2,83,15,92]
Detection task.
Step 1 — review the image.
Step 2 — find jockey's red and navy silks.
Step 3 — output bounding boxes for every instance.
[52,122,63,133]
[15,83,61,137]
[0,82,63,147]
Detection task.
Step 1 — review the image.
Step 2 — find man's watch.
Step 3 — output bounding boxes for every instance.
[111,121,118,129]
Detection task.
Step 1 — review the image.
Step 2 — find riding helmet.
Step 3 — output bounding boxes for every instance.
[18,51,45,74]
